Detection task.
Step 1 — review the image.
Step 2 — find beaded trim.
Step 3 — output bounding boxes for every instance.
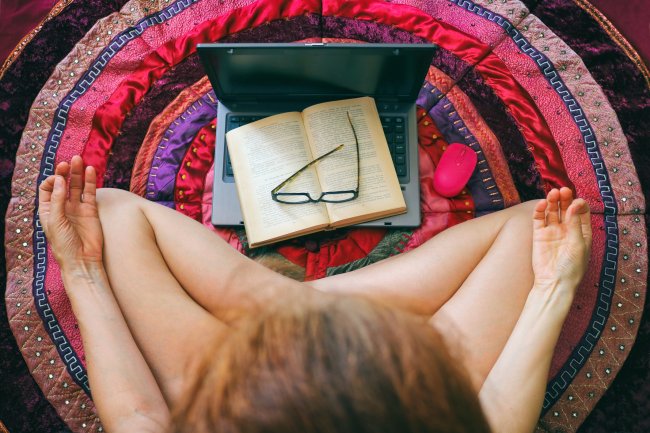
[0,0,74,80]
[572,0,650,89]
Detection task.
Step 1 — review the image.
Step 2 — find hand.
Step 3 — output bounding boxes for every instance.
[39,155,103,270]
[531,187,592,294]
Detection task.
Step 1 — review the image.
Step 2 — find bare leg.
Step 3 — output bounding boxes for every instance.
[311,200,537,317]
[432,189,578,389]
[96,188,305,405]
[313,188,575,390]
[429,208,535,389]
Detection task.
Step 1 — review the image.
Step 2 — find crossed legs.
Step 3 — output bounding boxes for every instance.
[95,188,304,405]
[96,188,541,404]
[311,200,538,388]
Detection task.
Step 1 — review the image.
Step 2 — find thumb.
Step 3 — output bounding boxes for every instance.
[50,175,67,221]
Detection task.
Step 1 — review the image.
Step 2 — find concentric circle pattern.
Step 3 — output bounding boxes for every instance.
[4,0,647,432]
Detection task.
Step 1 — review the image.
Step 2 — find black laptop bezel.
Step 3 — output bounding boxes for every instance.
[197,43,437,104]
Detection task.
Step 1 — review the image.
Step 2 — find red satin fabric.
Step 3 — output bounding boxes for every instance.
[85,0,572,193]
[80,0,575,278]
[325,0,574,192]
[475,55,574,192]
[277,228,387,274]
[82,0,321,184]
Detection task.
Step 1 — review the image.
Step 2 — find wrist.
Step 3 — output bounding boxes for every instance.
[528,279,575,315]
[61,260,107,285]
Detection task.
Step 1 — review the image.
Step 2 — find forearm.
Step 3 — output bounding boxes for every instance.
[62,262,170,433]
[478,281,574,433]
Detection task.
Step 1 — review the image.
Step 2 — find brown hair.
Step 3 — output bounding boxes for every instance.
[171,293,491,433]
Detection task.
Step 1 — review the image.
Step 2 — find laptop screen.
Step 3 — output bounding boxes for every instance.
[197,43,436,103]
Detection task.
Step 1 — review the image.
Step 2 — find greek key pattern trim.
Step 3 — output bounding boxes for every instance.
[32,0,199,395]
[33,222,89,391]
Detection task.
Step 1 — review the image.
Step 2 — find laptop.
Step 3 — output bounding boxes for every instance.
[197,43,437,228]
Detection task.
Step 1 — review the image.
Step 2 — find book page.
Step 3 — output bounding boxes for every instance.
[226,112,330,246]
[302,97,406,224]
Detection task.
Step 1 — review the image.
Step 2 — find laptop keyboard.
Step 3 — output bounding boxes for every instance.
[224,114,408,180]
[380,116,407,178]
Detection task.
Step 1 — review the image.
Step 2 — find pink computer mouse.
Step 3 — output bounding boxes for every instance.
[433,143,477,198]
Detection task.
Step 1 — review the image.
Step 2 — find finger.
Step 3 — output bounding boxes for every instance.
[38,177,56,230]
[69,155,84,203]
[55,161,70,179]
[546,188,560,224]
[559,187,573,222]
[566,200,592,244]
[39,175,56,200]
[573,198,592,248]
[50,175,67,220]
[532,199,547,230]
[83,166,97,205]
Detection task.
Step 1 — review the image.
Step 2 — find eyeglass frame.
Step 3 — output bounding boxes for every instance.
[271,112,360,204]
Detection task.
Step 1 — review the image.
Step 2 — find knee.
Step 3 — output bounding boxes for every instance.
[515,199,538,214]
[96,187,131,203]
[500,201,535,239]
[96,189,155,243]
[504,200,537,223]
[96,188,143,219]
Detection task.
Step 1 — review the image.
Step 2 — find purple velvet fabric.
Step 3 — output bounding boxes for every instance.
[0,0,58,62]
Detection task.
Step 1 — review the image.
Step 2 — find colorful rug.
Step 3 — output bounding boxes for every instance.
[1,0,649,432]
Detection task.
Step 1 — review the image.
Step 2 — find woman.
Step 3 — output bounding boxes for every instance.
[38,155,591,433]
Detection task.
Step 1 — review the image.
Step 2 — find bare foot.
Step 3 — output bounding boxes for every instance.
[531,187,592,294]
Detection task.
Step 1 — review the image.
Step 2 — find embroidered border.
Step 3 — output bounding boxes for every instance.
[426,83,506,211]
[32,0,200,395]
[145,91,218,202]
[451,0,618,412]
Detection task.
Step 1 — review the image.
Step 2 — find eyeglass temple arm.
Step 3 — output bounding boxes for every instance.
[347,111,360,192]
[271,144,344,194]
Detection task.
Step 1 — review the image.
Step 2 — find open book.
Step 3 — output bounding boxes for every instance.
[226,96,406,248]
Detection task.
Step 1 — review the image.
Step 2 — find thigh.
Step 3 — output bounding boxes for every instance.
[124,191,306,323]
[97,190,228,405]
[311,201,536,316]
[96,189,308,400]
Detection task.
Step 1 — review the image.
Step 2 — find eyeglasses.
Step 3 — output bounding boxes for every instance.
[271,112,360,204]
